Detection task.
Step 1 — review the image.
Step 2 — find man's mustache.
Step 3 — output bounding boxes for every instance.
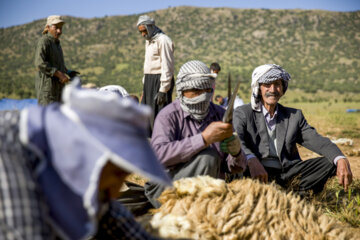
[265,92,279,97]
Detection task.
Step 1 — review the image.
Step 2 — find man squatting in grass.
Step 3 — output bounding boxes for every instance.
[233,64,353,195]
[137,15,175,135]
[0,80,170,239]
[144,60,247,208]
[34,15,79,105]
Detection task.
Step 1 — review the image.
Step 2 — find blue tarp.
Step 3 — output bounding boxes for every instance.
[346,109,360,113]
[0,98,37,111]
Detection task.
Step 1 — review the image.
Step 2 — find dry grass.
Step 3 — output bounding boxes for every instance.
[312,177,360,228]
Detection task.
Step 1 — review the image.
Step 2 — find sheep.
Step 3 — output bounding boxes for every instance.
[149,176,358,240]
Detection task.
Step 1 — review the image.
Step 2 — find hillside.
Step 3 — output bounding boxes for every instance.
[0,7,359,98]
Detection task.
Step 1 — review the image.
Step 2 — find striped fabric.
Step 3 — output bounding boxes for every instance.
[251,64,291,112]
[92,200,159,240]
[255,65,290,90]
[0,110,160,240]
[176,60,215,97]
[0,110,54,240]
[175,60,216,120]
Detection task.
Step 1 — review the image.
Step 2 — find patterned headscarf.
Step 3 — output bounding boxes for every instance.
[137,15,162,40]
[176,60,217,120]
[251,64,291,111]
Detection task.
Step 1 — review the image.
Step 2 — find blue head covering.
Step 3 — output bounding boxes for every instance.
[19,79,171,239]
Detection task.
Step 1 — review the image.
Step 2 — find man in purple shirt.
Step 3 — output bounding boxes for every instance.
[144,60,247,208]
[233,64,352,196]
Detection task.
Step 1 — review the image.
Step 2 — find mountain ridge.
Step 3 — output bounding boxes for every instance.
[0,6,359,98]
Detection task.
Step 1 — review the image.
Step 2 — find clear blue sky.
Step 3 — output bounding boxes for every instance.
[1,0,359,28]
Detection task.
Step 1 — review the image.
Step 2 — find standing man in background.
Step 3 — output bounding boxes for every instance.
[214,95,228,108]
[210,62,221,102]
[137,15,174,135]
[35,15,79,105]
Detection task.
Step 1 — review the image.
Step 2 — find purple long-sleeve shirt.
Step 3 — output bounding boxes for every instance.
[151,99,247,175]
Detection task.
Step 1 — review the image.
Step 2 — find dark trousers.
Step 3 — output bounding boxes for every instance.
[141,74,174,136]
[144,147,221,208]
[245,157,336,195]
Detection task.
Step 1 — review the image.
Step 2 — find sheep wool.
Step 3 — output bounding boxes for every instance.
[150,176,358,240]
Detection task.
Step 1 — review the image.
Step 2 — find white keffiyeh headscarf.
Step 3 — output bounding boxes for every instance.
[176,60,217,120]
[251,64,291,111]
[137,15,163,41]
[98,85,129,98]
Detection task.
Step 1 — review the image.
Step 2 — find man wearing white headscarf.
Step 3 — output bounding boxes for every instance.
[0,79,170,239]
[98,84,129,98]
[137,15,175,135]
[144,60,247,208]
[233,64,352,196]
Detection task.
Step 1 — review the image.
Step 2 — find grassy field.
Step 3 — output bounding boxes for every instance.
[282,91,360,228]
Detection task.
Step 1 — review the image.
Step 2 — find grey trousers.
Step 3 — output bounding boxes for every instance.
[144,147,221,208]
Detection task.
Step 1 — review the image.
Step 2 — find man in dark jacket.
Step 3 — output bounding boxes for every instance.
[34,15,78,105]
[233,64,352,195]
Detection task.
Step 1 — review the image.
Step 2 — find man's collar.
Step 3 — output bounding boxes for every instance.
[261,103,278,118]
[183,108,191,118]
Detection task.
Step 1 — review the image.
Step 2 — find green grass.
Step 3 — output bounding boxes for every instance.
[312,178,360,228]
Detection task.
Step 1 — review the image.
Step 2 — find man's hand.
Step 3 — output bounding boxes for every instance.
[154,91,167,105]
[220,132,241,156]
[336,158,353,191]
[67,70,80,78]
[201,121,233,146]
[54,71,69,84]
[248,157,268,183]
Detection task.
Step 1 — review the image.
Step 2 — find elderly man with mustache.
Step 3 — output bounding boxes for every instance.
[233,64,352,196]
